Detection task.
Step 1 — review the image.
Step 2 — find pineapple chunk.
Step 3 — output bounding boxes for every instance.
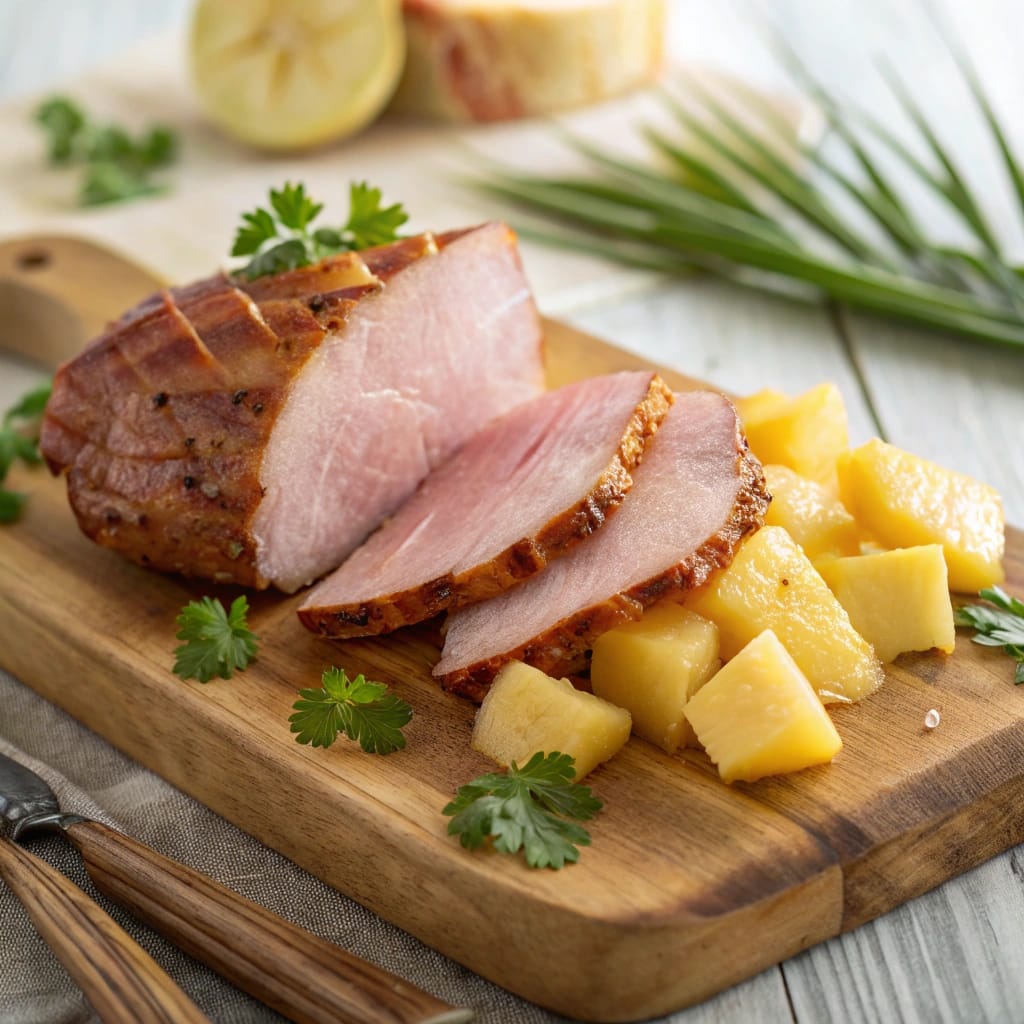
[837,438,1004,592]
[590,603,720,754]
[817,546,956,663]
[739,382,849,487]
[472,661,631,779]
[685,630,843,783]
[686,526,884,703]
[734,388,788,426]
[763,464,861,561]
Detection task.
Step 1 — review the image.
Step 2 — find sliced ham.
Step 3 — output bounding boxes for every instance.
[394,0,667,122]
[298,371,673,638]
[434,391,770,701]
[40,223,544,591]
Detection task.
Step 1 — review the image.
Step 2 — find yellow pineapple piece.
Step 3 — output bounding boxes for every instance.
[734,388,788,426]
[763,464,861,561]
[837,438,1004,592]
[590,603,720,754]
[817,546,956,663]
[686,525,884,703]
[739,382,849,487]
[685,629,843,783]
[472,661,631,779]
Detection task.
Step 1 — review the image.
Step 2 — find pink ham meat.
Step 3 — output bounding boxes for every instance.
[298,371,673,638]
[434,391,770,701]
[40,223,544,591]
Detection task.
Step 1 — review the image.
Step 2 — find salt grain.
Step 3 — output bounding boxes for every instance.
[924,708,941,730]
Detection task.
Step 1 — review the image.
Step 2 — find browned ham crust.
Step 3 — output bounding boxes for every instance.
[434,391,770,701]
[298,372,673,638]
[40,224,545,590]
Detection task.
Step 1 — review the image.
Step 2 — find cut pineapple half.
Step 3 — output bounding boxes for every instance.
[472,661,631,780]
[686,629,843,783]
[189,0,406,150]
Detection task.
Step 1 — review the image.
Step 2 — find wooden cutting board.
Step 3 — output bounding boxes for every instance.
[1,318,1023,1022]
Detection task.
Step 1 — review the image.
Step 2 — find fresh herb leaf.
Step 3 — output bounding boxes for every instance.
[955,587,1024,684]
[79,162,164,206]
[290,667,412,754]
[173,596,259,683]
[33,94,177,207]
[233,181,408,279]
[443,752,602,869]
[0,490,27,524]
[0,381,52,523]
[35,96,86,163]
[344,181,409,249]
[269,181,323,232]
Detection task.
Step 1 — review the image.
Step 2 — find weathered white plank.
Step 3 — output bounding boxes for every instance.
[564,278,877,442]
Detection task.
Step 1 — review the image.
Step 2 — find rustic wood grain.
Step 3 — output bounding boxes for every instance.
[0,318,1021,1021]
[0,836,210,1024]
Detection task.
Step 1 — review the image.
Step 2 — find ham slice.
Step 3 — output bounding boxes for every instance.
[40,223,544,591]
[298,371,673,638]
[394,0,667,121]
[434,391,770,701]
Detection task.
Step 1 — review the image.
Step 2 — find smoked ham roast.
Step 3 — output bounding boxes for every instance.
[394,0,667,121]
[40,223,544,591]
[298,371,673,637]
[434,391,770,701]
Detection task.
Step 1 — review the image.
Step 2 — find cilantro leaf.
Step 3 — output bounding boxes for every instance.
[0,380,52,523]
[290,667,412,754]
[33,94,177,207]
[956,587,1024,684]
[443,752,602,869]
[173,596,259,683]
[233,181,408,279]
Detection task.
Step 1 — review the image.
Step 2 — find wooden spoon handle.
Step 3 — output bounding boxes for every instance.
[0,836,209,1024]
[63,819,471,1024]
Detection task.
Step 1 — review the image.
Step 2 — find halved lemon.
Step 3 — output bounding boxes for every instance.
[189,0,405,150]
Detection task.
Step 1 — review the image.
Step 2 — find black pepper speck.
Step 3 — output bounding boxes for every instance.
[183,476,196,489]
[232,389,248,405]
[152,392,168,408]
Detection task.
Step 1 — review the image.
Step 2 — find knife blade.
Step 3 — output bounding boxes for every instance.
[0,751,472,1024]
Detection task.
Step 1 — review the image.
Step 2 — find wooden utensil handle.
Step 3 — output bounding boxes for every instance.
[0,837,209,1024]
[63,820,471,1024]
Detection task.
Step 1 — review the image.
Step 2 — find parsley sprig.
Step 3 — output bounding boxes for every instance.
[0,381,52,523]
[231,181,409,280]
[955,587,1024,685]
[444,752,602,869]
[173,596,259,683]
[290,667,412,754]
[34,96,177,206]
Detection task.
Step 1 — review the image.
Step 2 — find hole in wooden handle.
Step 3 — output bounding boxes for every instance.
[16,249,51,271]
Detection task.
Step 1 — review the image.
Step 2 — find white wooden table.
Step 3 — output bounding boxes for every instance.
[1,2,1022,1022]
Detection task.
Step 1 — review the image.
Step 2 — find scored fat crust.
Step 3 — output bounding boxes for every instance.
[437,423,770,702]
[39,232,485,588]
[297,374,674,638]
